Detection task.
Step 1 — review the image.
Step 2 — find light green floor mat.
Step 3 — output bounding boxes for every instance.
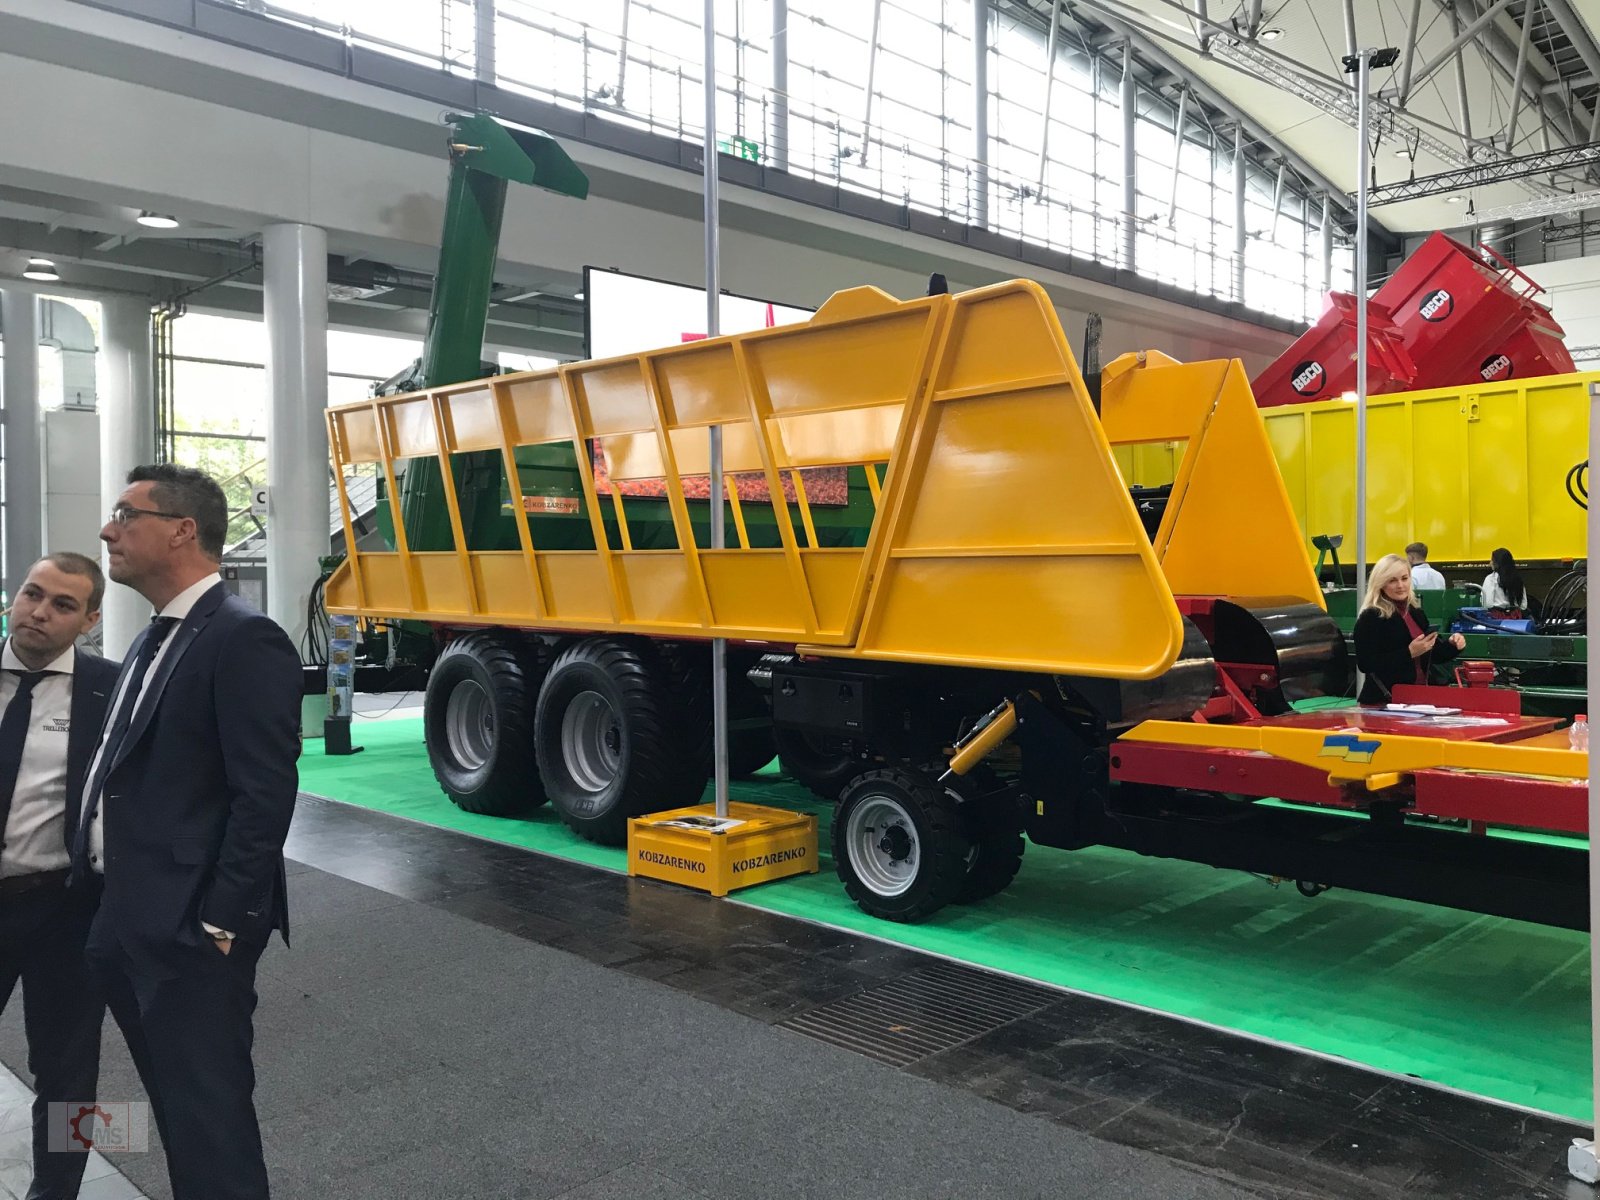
[298,716,1592,1122]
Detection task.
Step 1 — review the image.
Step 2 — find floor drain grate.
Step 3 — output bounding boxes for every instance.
[778,960,1059,1068]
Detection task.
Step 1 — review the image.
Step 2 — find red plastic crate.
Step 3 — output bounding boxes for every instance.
[1251,292,1416,407]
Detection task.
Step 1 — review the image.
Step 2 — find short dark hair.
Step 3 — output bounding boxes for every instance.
[1405,542,1428,560]
[127,464,229,560]
[32,552,106,611]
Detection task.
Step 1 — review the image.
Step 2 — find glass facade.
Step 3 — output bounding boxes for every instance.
[217,0,1351,323]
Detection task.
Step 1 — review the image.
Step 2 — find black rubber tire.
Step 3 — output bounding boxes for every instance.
[957,794,1027,904]
[534,637,704,844]
[728,726,778,778]
[775,728,861,802]
[726,665,776,777]
[423,632,546,816]
[650,641,713,802]
[832,768,973,922]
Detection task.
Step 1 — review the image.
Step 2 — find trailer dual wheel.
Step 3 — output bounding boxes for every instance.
[832,768,973,922]
[956,790,1027,905]
[775,729,861,802]
[424,632,547,816]
[535,637,710,845]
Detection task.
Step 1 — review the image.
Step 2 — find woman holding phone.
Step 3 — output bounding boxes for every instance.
[1353,553,1467,705]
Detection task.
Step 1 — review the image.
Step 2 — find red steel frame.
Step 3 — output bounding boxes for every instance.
[1109,665,1584,834]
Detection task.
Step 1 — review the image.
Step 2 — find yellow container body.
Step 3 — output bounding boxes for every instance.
[1115,371,1594,563]
[626,802,819,897]
[326,279,1321,678]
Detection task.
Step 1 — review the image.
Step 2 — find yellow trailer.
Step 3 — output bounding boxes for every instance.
[326,279,1584,927]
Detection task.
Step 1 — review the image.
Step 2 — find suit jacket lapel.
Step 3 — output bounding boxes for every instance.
[64,648,111,848]
[108,584,228,777]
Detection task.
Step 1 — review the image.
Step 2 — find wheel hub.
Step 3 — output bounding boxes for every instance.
[561,689,623,793]
[844,793,921,898]
[444,679,494,772]
[877,824,912,862]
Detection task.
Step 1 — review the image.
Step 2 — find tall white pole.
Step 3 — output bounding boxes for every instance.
[1354,52,1371,611]
[704,0,729,818]
[0,289,42,592]
[1576,385,1600,1184]
[263,223,329,653]
[99,296,156,658]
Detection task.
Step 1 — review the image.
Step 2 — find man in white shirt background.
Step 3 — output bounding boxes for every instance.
[1405,543,1447,591]
[0,553,117,1199]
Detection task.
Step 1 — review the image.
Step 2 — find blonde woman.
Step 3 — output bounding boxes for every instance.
[1353,553,1466,704]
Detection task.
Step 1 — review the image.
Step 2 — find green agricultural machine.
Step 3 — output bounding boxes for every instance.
[353,111,869,783]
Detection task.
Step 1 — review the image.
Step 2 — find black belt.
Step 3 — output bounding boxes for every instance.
[0,868,71,898]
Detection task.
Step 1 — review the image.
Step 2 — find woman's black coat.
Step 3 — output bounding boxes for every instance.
[1353,604,1461,705]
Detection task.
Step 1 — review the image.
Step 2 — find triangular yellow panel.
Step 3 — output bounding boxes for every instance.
[830,281,1186,679]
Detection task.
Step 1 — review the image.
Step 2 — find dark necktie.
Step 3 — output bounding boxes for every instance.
[0,670,49,835]
[71,617,179,876]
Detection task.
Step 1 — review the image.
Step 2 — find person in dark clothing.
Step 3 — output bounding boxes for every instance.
[1353,553,1466,705]
[77,465,300,1200]
[0,553,117,1200]
[1480,547,1530,615]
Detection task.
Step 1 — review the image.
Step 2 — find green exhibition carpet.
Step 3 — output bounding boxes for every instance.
[298,717,1592,1122]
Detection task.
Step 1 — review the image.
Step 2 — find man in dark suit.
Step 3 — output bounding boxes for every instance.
[0,552,117,1200]
[75,465,300,1200]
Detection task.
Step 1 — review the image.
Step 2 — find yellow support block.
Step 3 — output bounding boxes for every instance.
[627,802,819,898]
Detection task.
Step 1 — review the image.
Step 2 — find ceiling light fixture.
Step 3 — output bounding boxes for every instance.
[22,257,59,282]
[1259,27,1284,41]
[136,211,180,229]
[1446,194,1465,204]
[1395,147,1413,159]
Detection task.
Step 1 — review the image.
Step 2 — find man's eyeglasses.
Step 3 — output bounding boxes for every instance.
[107,506,187,526]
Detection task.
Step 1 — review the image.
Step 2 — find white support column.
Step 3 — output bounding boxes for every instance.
[1321,193,1334,294]
[972,0,990,227]
[263,223,329,655]
[1121,41,1137,270]
[1233,127,1247,303]
[1353,52,1374,610]
[474,0,496,86]
[770,0,789,171]
[0,289,42,592]
[99,296,155,658]
[1575,383,1600,1186]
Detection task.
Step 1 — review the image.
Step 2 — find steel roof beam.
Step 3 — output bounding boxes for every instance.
[1362,138,1600,201]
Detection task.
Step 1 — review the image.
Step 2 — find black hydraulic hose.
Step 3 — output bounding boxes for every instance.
[1567,460,1588,510]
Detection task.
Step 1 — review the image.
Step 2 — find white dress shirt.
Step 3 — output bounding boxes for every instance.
[1481,573,1527,611]
[1409,562,1446,590]
[85,573,223,873]
[0,642,75,878]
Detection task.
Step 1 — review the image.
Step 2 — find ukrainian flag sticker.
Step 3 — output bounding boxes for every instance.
[1319,733,1381,764]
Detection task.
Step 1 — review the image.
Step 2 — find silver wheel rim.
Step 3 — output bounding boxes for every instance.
[844,793,920,898]
[445,680,494,771]
[561,689,622,792]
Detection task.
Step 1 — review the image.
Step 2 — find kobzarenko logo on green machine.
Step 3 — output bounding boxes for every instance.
[638,850,706,873]
[732,847,809,874]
